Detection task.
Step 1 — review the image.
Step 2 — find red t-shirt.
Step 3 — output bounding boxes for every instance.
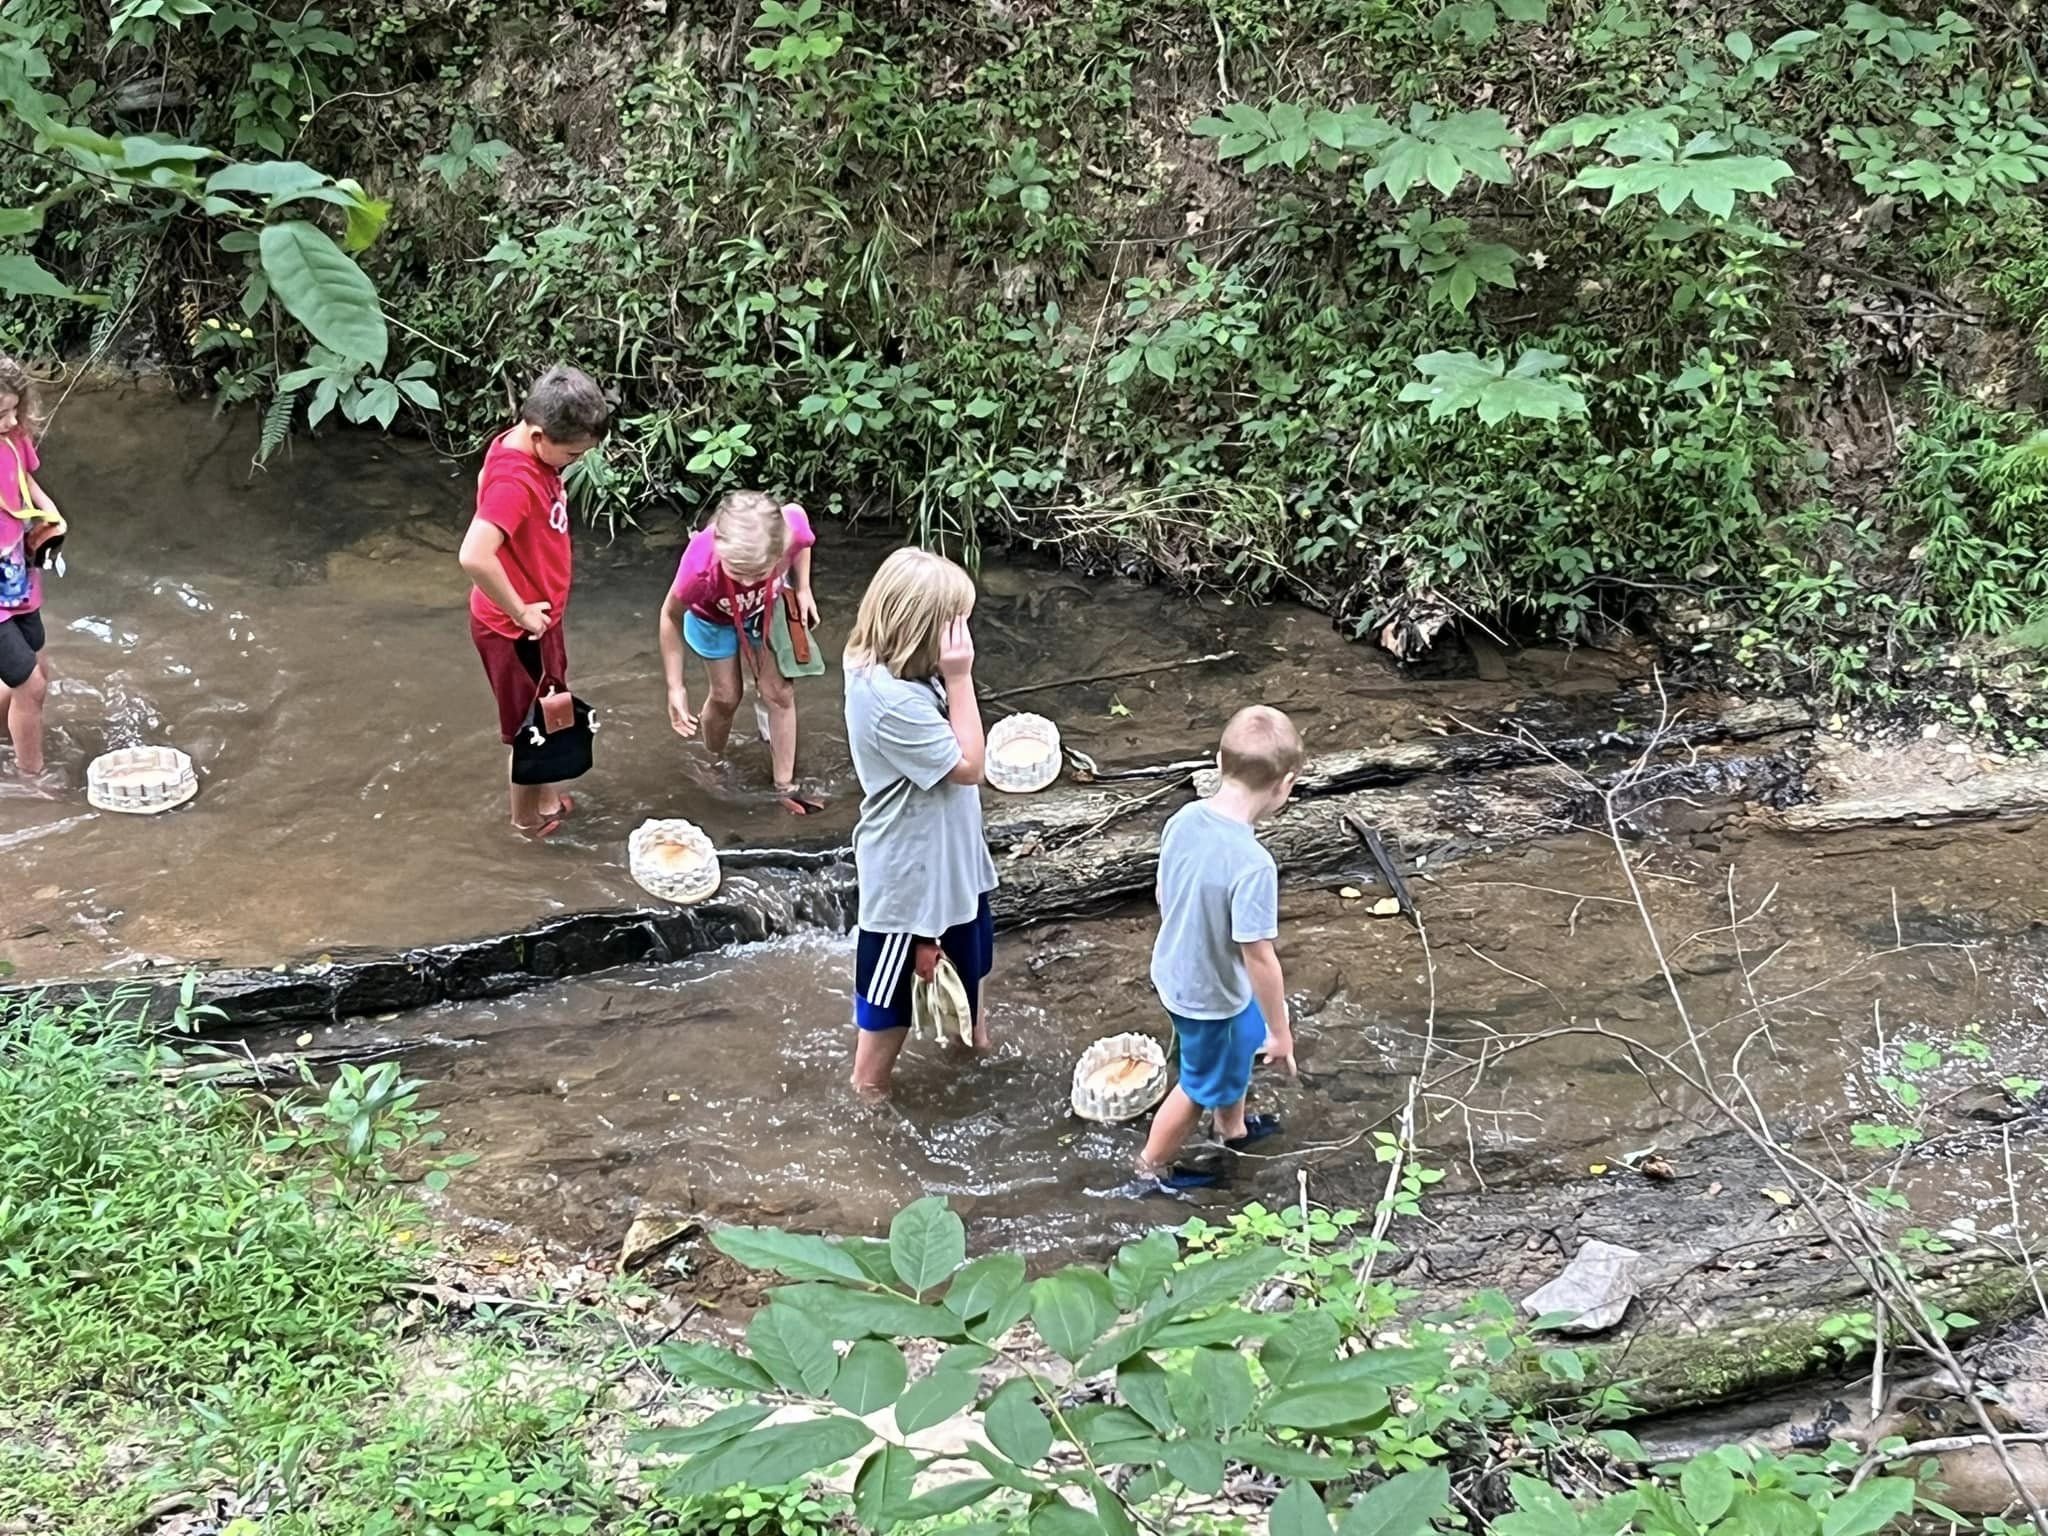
[467,431,571,641]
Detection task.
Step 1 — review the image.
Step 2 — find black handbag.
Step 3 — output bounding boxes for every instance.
[509,641,595,786]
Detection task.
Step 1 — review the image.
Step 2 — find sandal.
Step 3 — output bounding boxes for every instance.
[1224,1114,1283,1153]
[513,816,565,840]
[549,794,576,820]
[1147,1165,1222,1194]
[775,786,826,816]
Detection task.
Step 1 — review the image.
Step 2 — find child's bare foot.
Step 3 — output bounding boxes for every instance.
[775,784,825,815]
[539,792,575,819]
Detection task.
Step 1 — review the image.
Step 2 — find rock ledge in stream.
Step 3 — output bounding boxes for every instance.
[5,695,1811,1027]
[1362,1120,2044,1414]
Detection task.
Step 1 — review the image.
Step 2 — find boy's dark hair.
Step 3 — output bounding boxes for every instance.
[519,365,610,443]
[1219,705,1305,791]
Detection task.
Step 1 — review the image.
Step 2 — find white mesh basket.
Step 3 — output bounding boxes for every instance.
[628,818,722,906]
[86,746,197,815]
[985,713,1062,794]
[1070,1032,1170,1123]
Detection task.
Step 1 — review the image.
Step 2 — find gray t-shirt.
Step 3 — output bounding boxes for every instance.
[844,662,999,936]
[1149,801,1279,1019]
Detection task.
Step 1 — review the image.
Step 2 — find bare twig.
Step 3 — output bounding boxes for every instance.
[984,651,1240,703]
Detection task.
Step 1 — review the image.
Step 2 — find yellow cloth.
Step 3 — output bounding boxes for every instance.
[911,953,973,1045]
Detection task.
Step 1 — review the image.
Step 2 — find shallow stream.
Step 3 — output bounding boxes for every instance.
[5,388,2044,1272]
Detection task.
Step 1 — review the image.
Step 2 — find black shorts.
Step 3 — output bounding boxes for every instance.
[0,610,44,689]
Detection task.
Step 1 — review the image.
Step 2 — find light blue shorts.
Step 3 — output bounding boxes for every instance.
[683,608,761,662]
[1170,1000,1266,1110]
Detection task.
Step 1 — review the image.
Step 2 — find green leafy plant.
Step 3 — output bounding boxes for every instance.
[423,120,514,190]
[1375,211,1520,312]
[1399,349,1588,424]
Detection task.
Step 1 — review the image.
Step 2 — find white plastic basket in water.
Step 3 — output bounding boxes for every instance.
[1070,1032,1170,1124]
[87,746,197,815]
[628,818,722,906]
[985,712,1062,795]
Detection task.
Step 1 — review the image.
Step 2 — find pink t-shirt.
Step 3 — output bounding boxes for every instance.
[670,503,815,623]
[1,432,44,616]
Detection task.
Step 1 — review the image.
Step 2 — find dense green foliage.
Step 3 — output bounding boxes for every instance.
[4,0,2048,695]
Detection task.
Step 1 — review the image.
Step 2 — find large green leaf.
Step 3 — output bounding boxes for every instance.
[0,251,79,301]
[0,207,45,237]
[1261,1310,1343,1388]
[1821,1478,1916,1536]
[257,220,387,368]
[1192,1348,1255,1431]
[1116,1356,1174,1432]
[625,1403,771,1458]
[1220,1437,1359,1481]
[894,1365,980,1434]
[1274,1481,1336,1536]
[1029,1504,1101,1536]
[831,1338,909,1415]
[656,1341,773,1393]
[747,1303,839,1396]
[1339,1468,1452,1536]
[1107,1230,1179,1309]
[947,1252,1027,1321]
[1492,1473,1592,1536]
[1031,1270,1117,1362]
[206,161,329,199]
[773,1282,969,1341]
[712,1226,874,1285]
[902,1479,1002,1520]
[985,1379,1054,1467]
[1262,1377,1392,1432]
[890,1197,967,1294]
[852,1443,918,1529]
[662,1415,873,1496]
[1679,1457,1736,1526]
[1161,1437,1225,1495]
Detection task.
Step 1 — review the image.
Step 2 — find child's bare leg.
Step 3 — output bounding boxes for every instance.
[757,665,798,788]
[698,655,744,757]
[1136,1086,1205,1176]
[852,1025,909,1101]
[5,664,47,777]
[507,773,550,829]
[1212,1095,1250,1143]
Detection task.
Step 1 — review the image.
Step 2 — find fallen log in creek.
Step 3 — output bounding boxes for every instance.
[3,696,1810,1029]
[1774,759,2048,832]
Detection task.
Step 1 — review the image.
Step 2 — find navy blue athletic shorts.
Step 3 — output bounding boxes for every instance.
[854,893,995,1032]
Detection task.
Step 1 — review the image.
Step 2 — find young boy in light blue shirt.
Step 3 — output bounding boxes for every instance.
[1138,705,1304,1191]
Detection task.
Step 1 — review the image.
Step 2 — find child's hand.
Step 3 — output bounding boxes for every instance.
[516,600,553,636]
[1259,1029,1298,1079]
[796,588,820,628]
[938,616,975,681]
[668,687,699,738]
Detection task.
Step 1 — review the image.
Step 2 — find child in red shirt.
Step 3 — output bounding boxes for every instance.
[457,366,610,838]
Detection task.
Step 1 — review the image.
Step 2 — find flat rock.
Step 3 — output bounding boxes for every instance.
[1523,1239,1642,1334]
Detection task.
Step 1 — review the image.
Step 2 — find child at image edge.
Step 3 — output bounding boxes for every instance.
[1138,705,1303,1189]
[842,547,998,1100]
[658,489,823,815]
[0,358,66,784]
[457,365,611,839]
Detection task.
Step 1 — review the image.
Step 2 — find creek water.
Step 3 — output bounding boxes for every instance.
[6,387,2045,1271]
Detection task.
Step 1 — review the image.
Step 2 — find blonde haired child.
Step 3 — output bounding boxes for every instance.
[1137,705,1304,1191]
[0,358,66,783]
[659,489,823,814]
[842,547,998,1099]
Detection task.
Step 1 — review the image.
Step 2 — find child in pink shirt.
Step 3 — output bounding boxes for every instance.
[0,358,65,783]
[656,490,823,814]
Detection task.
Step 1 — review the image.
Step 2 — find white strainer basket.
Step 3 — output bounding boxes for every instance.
[1070,1032,1171,1123]
[87,746,197,815]
[986,713,1062,795]
[628,818,722,906]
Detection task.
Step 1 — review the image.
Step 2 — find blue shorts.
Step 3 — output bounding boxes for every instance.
[683,608,762,662]
[1170,1000,1266,1109]
[854,894,995,1032]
